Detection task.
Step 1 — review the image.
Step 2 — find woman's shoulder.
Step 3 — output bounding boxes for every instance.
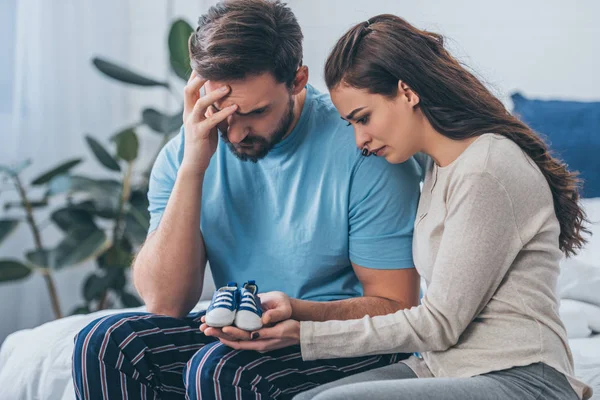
[452,133,546,186]
[449,133,554,212]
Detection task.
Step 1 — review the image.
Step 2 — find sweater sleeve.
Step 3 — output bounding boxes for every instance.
[300,172,524,360]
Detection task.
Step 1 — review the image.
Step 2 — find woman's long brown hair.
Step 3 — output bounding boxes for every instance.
[325,14,588,256]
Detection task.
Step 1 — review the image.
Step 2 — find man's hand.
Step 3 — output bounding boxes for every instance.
[258,291,293,325]
[200,321,252,341]
[181,70,238,174]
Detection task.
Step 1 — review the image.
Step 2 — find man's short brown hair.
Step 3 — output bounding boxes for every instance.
[189,0,303,85]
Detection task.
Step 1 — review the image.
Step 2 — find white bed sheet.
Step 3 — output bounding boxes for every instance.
[0,302,210,400]
[570,335,600,399]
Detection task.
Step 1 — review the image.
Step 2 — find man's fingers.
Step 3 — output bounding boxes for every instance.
[188,86,233,123]
[187,69,198,84]
[201,325,238,341]
[184,74,207,114]
[202,104,237,128]
[261,309,287,326]
[261,312,273,325]
[222,326,252,341]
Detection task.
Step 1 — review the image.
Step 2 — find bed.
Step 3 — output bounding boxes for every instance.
[1,198,599,399]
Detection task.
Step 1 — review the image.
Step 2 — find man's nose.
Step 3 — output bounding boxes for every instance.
[226,116,249,144]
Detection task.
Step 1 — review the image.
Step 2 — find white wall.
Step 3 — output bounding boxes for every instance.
[1,0,598,342]
[294,0,600,102]
[127,0,600,120]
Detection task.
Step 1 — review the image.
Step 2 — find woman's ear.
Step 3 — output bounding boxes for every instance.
[398,80,420,107]
[291,66,309,95]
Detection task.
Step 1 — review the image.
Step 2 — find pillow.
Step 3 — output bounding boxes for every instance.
[560,299,600,338]
[511,92,600,198]
[560,299,593,338]
[558,258,600,308]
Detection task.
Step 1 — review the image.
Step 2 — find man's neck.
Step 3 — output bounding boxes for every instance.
[284,87,307,138]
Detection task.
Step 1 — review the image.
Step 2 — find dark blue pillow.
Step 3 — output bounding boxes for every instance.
[511,92,600,198]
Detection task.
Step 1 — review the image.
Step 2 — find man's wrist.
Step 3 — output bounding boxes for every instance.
[289,297,302,320]
[178,163,206,181]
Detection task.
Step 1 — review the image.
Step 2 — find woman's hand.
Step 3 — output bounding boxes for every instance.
[218,319,301,352]
[200,291,300,351]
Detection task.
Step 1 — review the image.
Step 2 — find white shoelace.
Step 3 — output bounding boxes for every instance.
[239,290,258,312]
[212,290,234,308]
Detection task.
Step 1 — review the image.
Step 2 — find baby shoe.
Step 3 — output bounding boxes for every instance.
[205,281,238,327]
[234,280,263,331]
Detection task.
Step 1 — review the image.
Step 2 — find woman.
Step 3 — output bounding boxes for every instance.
[213,15,593,399]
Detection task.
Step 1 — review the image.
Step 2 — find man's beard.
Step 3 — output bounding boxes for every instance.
[220,97,295,163]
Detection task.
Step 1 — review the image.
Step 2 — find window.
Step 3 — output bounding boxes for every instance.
[0,0,16,114]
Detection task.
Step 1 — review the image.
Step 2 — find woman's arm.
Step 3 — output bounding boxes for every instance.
[300,172,524,360]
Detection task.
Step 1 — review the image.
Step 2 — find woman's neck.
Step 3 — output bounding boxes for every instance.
[419,124,479,168]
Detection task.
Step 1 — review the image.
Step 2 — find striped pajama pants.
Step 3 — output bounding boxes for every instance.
[72,311,408,400]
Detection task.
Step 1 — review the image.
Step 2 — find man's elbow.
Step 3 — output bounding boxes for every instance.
[133,270,197,319]
[145,301,189,319]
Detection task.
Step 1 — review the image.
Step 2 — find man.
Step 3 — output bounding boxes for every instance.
[72,1,421,399]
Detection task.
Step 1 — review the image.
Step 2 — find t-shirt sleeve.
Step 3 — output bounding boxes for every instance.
[147,130,184,234]
[347,155,421,269]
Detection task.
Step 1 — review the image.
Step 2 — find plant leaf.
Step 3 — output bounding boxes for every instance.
[0,219,19,245]
[25,249,54,268]
[129,189,149,212]
[168,19,194,81]
[0,160,32,176]
[46,175,73,196]
[142,108,183,134]
[120,291,143,308]
[0,164,13,175]
[85,136,121,172]
[0,259,32,282]
[112,128,139,162]
[83,274,110,302]
[49,177,121,217]
[124,212,149,248]
[51,207,97,232]
[12,159,32,175]
[4,199,48,211]
[124,190,150,247]
[53,227,108,269]
[105,268,127,292]
[31,159,82,185]
[70,305,90,315]
[97,243,133,269]
[92,57,169,88]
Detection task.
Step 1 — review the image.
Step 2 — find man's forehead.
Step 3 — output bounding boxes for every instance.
[206,74,283,110]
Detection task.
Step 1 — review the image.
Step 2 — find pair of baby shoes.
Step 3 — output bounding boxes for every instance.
[205,280,263,331]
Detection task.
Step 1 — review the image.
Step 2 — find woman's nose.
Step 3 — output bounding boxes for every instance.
[354,128,371,151]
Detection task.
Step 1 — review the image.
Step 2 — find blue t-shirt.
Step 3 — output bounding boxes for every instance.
[148,85,421,301]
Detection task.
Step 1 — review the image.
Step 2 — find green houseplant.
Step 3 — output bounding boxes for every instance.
[0,19,193,318]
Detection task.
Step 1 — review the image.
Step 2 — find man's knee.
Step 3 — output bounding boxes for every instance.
[187,342,231,380]
[185,342,243,396]
[73,312,144,369]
